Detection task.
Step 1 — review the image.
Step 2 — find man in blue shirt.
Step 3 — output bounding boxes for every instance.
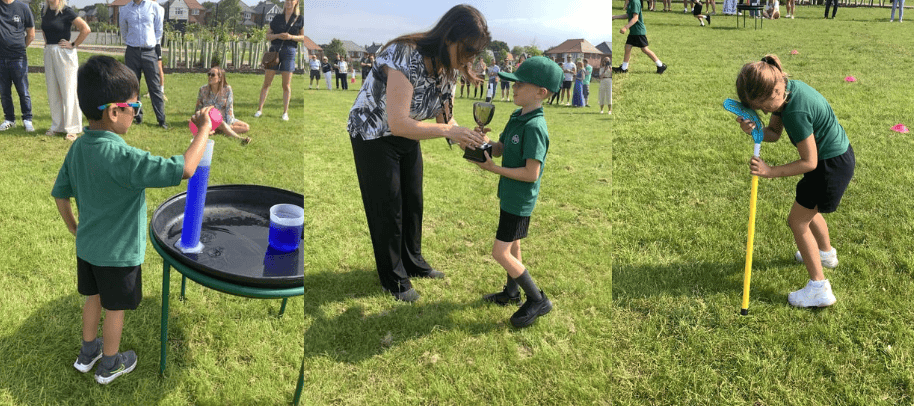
[119,0,166,129]
[0,0,35,132]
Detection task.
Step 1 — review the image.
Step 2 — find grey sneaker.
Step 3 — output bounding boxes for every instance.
[0,120,14,131]
[384,287,420,302]
[94,350,137,385]
[23,120,35,132]
[795,247,839,269]
[787,280,836,308]
[73,338,103,373]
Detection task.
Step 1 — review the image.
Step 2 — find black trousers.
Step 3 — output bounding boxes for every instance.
[350,135,434,293]
[338,73,348,90]
[825,0,838,17]
[125,46,165,125]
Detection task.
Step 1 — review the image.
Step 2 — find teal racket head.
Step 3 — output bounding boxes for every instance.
[723,98,764,144]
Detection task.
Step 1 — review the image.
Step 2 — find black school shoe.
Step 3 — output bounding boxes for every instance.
[411,269,446,279]
[656,64,668,74]
[707,13,712,24]
[611,65,628,73]
[482,287,521,306]
[510,291,553,328]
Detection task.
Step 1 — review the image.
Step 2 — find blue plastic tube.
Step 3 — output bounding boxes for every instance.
[177,139,215,253]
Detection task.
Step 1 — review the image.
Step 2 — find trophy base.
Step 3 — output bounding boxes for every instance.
[463,143,493,163]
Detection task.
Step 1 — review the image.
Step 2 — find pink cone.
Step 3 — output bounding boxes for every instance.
[845,76,857,82]
[790,50,799,55]
[891,124,909,133]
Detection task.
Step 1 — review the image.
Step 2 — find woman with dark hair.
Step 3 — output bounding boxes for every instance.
[195,67,251,145]
[254,0,303,121]
[347,4,490,302]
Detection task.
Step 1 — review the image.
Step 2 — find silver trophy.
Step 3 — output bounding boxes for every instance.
[464,84,495,162]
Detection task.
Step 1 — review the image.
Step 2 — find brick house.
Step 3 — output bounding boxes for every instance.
[544,39,609,72]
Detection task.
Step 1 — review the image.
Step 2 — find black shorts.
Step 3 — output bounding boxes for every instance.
[77,257,143,311]
[796,144,855,213]
[496,210,531,242]
[625,35,650,48]
[310,69,320,80]
[693,3,703,15]
[562,80,572,89]
[500,81,510,90]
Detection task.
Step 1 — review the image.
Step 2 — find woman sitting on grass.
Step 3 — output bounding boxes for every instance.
[735,54,855,308]
[195,67,252,145]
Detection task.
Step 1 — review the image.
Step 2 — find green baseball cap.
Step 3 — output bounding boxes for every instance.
[498,56,564,94]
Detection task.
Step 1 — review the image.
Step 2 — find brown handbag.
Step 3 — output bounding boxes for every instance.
[261,51,280,69]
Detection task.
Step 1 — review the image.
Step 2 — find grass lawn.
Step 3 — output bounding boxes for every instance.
[299,81,610,404]
[612,3,914,405]
[0,62,306,404]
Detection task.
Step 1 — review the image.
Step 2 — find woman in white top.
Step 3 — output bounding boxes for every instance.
[763,0,780,19]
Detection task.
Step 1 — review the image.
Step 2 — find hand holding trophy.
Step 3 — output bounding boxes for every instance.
[464,83,495,162]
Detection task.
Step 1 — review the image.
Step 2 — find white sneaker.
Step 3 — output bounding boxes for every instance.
[23,120,34,132]
[281,113,289,121]
[0,120,14,131]
[795,247,839,269]
[787,280,836,307]
[253,110,262,118]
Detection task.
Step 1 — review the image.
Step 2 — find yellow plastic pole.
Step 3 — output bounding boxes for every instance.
[741,174,759,316]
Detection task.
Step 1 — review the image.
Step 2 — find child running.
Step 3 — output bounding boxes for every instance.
[734,54,855,308]
[613,0,668,74]
[467,56,563,327]
[52,55,214,383]
[693,0,712,25]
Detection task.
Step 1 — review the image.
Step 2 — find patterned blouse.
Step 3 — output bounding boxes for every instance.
[347,42,457,141]
[195,85,236,125]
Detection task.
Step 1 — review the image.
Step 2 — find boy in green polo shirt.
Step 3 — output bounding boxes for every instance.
[51,55,214,384]
[466,56,562,328]
[612,0,667,74]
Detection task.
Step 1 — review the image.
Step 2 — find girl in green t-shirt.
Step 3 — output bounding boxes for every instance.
[733,54,855,309]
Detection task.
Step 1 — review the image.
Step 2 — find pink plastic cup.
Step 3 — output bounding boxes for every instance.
[189,108,223,135]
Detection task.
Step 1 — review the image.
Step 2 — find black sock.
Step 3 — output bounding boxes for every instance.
[504,274,519,296]
[513,269,543,302]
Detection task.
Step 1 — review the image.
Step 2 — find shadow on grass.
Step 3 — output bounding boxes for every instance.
[0,293,174,405]
[613,257,796,306]
[301,267,498,364]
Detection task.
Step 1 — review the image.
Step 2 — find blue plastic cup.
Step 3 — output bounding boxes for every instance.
[268,204,304,252]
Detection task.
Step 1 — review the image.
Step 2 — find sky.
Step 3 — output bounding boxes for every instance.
[304,0,613,52]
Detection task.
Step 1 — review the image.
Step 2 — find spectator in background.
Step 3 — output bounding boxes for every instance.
[890,0,904,21]
[582,58,593,107]
[254,0,303,121]
[571,60,585,107]
[474,58,487,99]
[120,0,166,128]
[196,66,251,146]
[309,54,321,89]
[599,55,612,114]
[321,56,332,90]
[0,0,35,132]
[41,0,90,140]
[824,0,838,18]
[337,55,348,90]
[561,56,575,106]
[500,59,513,101]
[360,53,372,86]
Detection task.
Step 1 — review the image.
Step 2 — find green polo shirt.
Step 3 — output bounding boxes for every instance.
[584,65,593,83]
[626,0,646,36]
[498,107,549,217]
[781,80,849,160]
[51,129,185,267]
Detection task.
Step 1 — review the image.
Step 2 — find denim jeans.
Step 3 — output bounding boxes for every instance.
[0,58,32,122]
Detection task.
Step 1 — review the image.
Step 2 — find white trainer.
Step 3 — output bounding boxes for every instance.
[788,280,836,307]
[0,120,14,131]
[253,110,262,118]
[795,247,839,269]
[281,113,289,121]
[23,120,35,132]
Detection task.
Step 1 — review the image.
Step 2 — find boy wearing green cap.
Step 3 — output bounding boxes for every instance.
[466,56,562,328]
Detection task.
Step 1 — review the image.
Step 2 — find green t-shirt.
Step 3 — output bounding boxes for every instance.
[584,65,593,83]
[781,80,849,160]
[497,107,549,217]
[626,0,646,36]
[51,129,185,267]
